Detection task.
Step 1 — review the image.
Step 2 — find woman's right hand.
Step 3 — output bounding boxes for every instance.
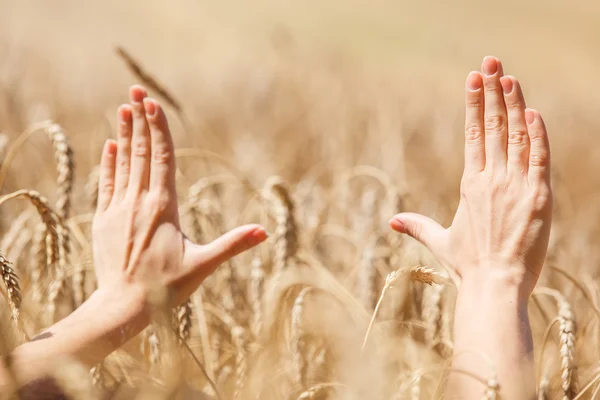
[390,56,552,297]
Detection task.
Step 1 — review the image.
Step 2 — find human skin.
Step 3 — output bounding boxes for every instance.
[390,56,552,399]
[0,86,268,396]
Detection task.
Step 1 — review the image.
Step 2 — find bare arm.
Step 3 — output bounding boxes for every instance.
[391,56,552,399]
[3,286,147,389]
[0,85,267,396]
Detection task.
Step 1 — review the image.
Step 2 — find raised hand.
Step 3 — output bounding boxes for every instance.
[390,57,552,399]
[390,57,552,295]
[92,85,267,306]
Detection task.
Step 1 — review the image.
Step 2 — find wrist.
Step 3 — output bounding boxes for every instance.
[458,266,534,306]
[86,284,151,349]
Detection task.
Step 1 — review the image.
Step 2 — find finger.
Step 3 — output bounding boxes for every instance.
[526,109,551,186]
[464,71,485,172]
[481,56,508,168]
[186,225,268,279]
[501,76,530,176]
[96,139,117,212]
[143,98,176,192]
[127,85,151,194]
[389,213,446,256]
[113,105,132,200]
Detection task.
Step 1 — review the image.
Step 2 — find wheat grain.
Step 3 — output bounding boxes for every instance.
[484,378,499,400]
[177,299,193,344]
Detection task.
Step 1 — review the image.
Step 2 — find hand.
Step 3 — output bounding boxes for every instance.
[390,57,552,295]
[92,85,267,308]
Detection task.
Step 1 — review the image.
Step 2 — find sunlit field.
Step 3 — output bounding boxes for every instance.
[0,0,599,398]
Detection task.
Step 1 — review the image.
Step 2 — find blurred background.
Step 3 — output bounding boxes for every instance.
[1,0,600,270]
[1,2,600,397]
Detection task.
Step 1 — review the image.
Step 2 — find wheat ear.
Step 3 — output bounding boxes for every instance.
[265,176,299,273]
[231,326,247,400]
[249,255,265,339]
[557,294,576,399]
[0,251,21,322]
[291,287,312,388]
[357,239,377,312]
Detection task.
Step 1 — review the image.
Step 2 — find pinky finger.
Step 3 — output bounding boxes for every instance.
[96,139,117,212]
[526,109,551,186]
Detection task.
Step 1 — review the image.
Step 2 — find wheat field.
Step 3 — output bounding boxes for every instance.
[0,0,599,398]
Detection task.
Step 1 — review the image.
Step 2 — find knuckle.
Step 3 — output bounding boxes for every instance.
[460,173,480,195]
[148,190,171,213]
[529,151,549,167]
[465,95,482,108]
[484,115,507,135]
[117,157,130,172]
[152,146,172,165]
[508,128,528,146]
[464,125,483,144]
[100,182,114,196]
[132,139,150,158]
[528,130,545,141]
[530,186,552,211]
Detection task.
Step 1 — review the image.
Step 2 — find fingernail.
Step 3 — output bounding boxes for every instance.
[144,99,157,117]
[466,71,482,91]
[389,218,404,232]
[118,105,131,124]
[130,86,145,104]
[525,109,535,124]
[249,227,268,245]
[500,77,513,94]
[482,56,498,76]
[104,139,117,154]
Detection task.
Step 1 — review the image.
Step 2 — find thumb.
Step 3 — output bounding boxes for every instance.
[185,224,268,278]
[389,212,446,255]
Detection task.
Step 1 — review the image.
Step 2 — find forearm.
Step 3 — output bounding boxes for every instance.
[447,270,535,400]
[0,286,148,394]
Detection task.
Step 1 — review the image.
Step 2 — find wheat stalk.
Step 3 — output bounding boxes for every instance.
[362,269,402,352]
[115,47,182,113]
